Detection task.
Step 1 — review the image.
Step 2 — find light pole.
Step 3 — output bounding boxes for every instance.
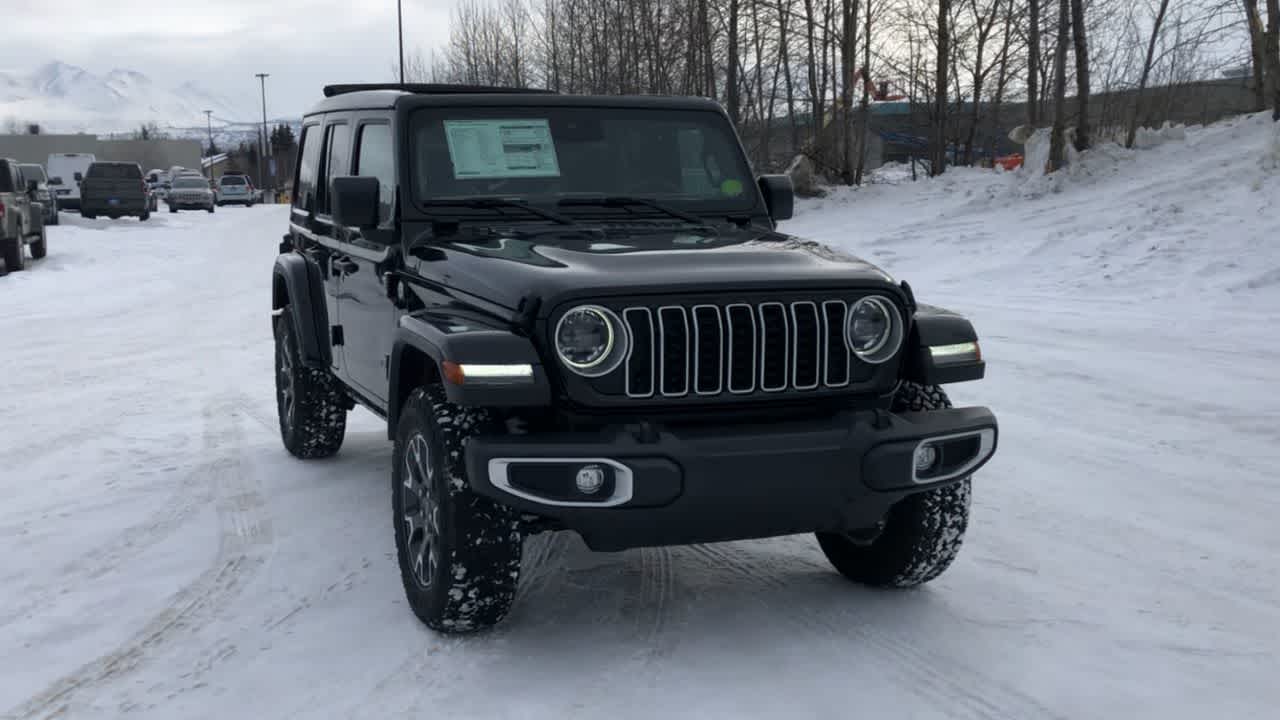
[255,73,270,198]
[398,0,405,84]
[203,109,213,161]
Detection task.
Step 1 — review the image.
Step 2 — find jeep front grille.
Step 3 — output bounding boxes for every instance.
[623,301,854,399]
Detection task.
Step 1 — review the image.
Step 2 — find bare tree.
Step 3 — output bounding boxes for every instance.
[1070,0,1091,150]
[1048,0,1070,171]
[1244,0,1268,111]
[1028,0,1042,125]
[1126,0,1173,147]
[1269,0,1280,119]
[855,0,876,184]
[932,0,952,175]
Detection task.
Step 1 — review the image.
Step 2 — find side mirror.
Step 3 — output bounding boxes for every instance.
[27,179,39,193]
[73,171,83,182]
[49,176,63,185]
[757,174,794,222]
[330,176,381,229]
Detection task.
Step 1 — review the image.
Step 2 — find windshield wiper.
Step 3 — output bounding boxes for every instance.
[557,196,717,232]
[422,197,576,226]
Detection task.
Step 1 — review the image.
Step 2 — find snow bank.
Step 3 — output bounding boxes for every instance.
[784,111,1280,302]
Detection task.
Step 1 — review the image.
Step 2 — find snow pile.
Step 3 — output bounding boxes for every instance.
[785,111,1280,301]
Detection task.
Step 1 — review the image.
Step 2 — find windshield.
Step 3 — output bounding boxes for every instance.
[88,164,141,179]
[20,165,47,183]
[174,179,207,189]
[410,106,757,217]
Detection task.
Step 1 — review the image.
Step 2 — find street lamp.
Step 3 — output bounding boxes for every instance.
[256,73,270,198]
[398,0,405,85]
[203,109,213,158]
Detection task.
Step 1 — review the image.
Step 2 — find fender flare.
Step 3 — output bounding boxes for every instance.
[902,303,986,385]
[387,313,552,438]
[272,253,331,368]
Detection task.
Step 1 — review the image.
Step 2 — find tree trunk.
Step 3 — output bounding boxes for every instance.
[1244,0,1267,112]
[727,0,741,124]
[1268,0,1280,120]
[778,0,800,156]
[804,0,822,146]
[1028,0,1041,126]
[964,0,999,166]
[991,1,1013,141]
[932,0,951,176]
[1126,0,1172,148]
[854,1,873,185]
[1048,0,1070,172]
[1070,0,1090,151]
[840,0,860,183]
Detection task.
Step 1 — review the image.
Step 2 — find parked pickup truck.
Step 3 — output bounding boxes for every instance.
[80,161,151,221]
[1,157,48,273]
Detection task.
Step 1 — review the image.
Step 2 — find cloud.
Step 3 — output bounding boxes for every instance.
[0,0,455,118]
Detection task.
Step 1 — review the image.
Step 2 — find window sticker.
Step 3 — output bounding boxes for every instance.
[443,119,561,179]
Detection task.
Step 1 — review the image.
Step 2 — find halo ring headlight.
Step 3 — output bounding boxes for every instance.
[846,296,904,365]
[554,305,629,377]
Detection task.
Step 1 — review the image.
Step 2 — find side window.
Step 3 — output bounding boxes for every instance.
[355,123,394,223]
[319,123,351,216]
[294,124,322,212]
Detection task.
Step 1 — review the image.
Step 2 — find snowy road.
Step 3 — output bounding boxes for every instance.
[2,116,1278,720]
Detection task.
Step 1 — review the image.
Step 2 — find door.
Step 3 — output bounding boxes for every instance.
[336,119,400,405]
[289,119,346,376]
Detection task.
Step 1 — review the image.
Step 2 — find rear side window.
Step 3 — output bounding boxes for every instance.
[320,123,351,215]
[220,176,247,186]
[87,164,142,179]
[355,123,394,223]
[294,124,322,212]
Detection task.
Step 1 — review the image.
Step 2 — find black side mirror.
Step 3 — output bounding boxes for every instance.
[49,176,63,185]
[27,179,39,193]
[330,176,381,229]
[73,171,83,182]
[757,174,794,222]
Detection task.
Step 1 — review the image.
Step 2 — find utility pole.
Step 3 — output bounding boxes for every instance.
[398,0,406,84]
[203,110,213,162]
[256,73,270,199]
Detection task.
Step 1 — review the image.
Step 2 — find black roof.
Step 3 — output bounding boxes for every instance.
[305,83,725,116]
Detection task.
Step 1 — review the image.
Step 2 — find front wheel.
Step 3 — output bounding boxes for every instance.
[207,205,215,214]
[139,211,150,222]
[816,382,972,588]
[392,386,522,633]
[30,227,47,259]
[273,307,347,458]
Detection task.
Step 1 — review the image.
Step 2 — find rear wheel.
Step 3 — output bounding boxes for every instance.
[139,210,150,221]
[392,386,522,633]
[169,205,178,213]
[2,236,24,272]
[816,382,972,588]
[273,306,347,458]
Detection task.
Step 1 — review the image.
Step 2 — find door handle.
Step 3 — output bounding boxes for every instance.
[333,257,359,275]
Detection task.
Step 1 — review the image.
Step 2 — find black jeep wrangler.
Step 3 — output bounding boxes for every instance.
[272,83,998,633]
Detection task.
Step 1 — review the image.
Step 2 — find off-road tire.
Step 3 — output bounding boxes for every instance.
[82,211,96,219]
[169,205,178,213]
[392,386,522,634]
[30,227,47,260]
[49,212,59,226]
[816,382,972,588]
[3,235,25,272]
[139,211,150,222]
[273,307,347,459]
[207,205,215,214]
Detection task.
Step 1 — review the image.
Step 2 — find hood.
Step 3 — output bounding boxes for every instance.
[405,223,897,313]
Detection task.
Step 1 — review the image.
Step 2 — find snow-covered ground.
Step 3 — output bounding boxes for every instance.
[1,113,1277,720]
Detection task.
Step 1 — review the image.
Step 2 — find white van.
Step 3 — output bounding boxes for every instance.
[46,153,97,211]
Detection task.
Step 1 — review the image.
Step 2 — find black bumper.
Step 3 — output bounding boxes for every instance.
[82,201,147,215]
[465,406,998,551]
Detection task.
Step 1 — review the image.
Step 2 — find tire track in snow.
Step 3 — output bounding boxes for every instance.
[5,396,273,720]
[682,541,1066,720]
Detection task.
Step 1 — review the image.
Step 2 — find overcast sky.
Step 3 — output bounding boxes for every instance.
[0,0,456,118]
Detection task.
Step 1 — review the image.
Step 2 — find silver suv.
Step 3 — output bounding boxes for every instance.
[0,158,48,273]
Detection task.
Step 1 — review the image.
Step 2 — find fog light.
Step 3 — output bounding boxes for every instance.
[575,464,606,495]
[914,444,939,473]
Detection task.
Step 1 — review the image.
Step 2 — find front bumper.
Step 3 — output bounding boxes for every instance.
[466,406,998,551]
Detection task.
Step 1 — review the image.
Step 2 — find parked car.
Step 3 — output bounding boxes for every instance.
[0,158,48,272]
[17,163,59,226]
[46,153,96,212]
[79,161,150,221]
[270,83,999,634]
[166,175,216,213]
[216,174,255,206]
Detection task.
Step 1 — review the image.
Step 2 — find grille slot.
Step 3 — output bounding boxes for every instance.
[621,299,873,399]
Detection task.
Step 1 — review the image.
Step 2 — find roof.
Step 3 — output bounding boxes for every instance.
[304,83,725,116]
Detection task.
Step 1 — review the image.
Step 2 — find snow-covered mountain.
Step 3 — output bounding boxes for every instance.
[0,61,255,134]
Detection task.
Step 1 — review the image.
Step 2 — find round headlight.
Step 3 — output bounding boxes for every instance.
[846,296,904,364]
[554,305,629,377]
